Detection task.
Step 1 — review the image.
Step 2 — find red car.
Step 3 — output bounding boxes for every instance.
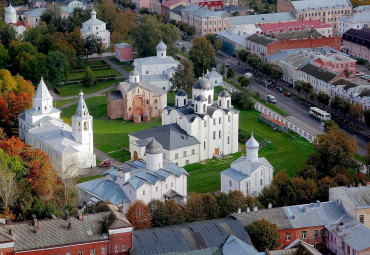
[284,91,291,97]
[99,160,111,167]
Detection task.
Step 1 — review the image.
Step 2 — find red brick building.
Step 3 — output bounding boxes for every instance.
[0,205,133,255]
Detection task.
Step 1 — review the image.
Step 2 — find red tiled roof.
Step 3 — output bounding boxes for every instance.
[259,20,332,33]
[14,20,30,28]
[261,113,287,126]
[162,0,186,8]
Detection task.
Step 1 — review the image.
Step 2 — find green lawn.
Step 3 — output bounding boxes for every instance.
[168,91,175,106]
[123,66,133,73]
[109,57,132,66]
[85,60,109,68]
[61,97,162,161]
[56,79,125,97]
[56,99,77,108]
[187,110,314,193]
[68,69,120,81]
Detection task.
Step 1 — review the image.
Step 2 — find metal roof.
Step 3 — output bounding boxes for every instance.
[220,168,249,182]
[229,12,296,26]
[161,247,221,255]
[339,11,370,24]
[134,55,179,66]
[343,186,370,208]
[222,235,259,255]
[246,33,277,46]
[34,78,52,101]
[117,80,167,97]
[131,218,252,255]
[25,8,45,17]
[291,0,352,12]
[300,62,338,82]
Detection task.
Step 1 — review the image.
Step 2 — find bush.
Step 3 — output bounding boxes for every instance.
[226,67,235,78]
[82,67,96,87]
[324,120,339,132]
[356,58,366,65]
[231,91,254,110]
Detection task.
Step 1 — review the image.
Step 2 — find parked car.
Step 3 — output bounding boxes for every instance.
[177,41,183,45]
[362,75,370,80]
[278,87,283,92]
[225,62,230,67]
[356,72,365,76]
[284,91,291,97]
[245,72,253,78]
[267,95,277,103]
[99,159,111,167]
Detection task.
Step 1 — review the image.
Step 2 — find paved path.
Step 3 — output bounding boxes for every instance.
[103,57,129,77]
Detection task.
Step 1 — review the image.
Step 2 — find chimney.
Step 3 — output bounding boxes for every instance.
[8,229,12,236]
[336,199,342,206]
[246,207,250,213]
[253,206,258,212]
[32,214,39,234]
[301,205,307,213]
[5,216,9,225]
[237,208,241,214]
[268,203,272,209]
[64,210,69,221]
[67,219,72,231]
[316,200,321,207]
[78,210,83,221]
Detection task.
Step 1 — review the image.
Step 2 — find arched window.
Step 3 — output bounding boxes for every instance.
[84,121,88,130]
[176,99,178,106]
[213,131,216,139]
[227,100,230,108]
[208,95,211,104]
[219,130,221,138]
[184,98,186,105]
[78,122,81,131]
[162,53,164,56]
[219,100,221,106]
[195,104,198,112]
[203,104,206,112]
[227,136,230,144]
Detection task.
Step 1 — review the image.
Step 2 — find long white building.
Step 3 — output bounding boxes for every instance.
[81,9,110,49]
[18,78,96,177]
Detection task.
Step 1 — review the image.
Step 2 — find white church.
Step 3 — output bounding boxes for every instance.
[77,138,189,213]
[220,134,274,196]
[4,4,29,36]
[133,40,179,90]
[129,78,239,167]
[81,9,110,49]
[18,78,96,178]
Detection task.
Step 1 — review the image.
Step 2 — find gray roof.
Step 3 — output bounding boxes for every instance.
[193,78,213,90]
[339,11,370,23]
[131,218,252,255]
[343,186,370,208]
[25,8,45,17]
[130,124,200,151]
[233,207,293,230]
[74,91,90,117]
[353,5,370,12]
[182,4,228,18]
[134,55,179,66]
[115,43,132,48]
[195,95,207,102]
[117,80,167,97]
[176,90,187,96]
[221,168,249,182]
[217,29,249,47]
[34,78,52,101]
[230,156,273,175]
[108,90,123,100]
[300,62,338,82]
[222,5,244,13]
[171,5,186,16]
[161,247,221,255]
[284,201,348,229]
[229,12,296,26]
[145,138,163,154]
[326,216,370,251]
[206,68,222,79]
[222,235,260,255]
[156,40,167,51]
[291,0,352,12]
[219,90,230,98]
[246,33,277,46]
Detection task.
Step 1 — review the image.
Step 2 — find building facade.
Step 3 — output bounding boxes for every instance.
[342,28,370,62]
[221,134,274,196]
[338,11,370,36]
[81,9,110,49]
[107,72,167,122]
[18,79,96,177]
[115,43,133,63]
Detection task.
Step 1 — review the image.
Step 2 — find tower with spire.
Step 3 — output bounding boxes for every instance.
[72,91,96,168]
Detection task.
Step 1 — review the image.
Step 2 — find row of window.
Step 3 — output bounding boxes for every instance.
[299,9,350,19]
[141,182,175,196]
[58,244,126,255]
[286,229,324,241]
[174,149,196,159]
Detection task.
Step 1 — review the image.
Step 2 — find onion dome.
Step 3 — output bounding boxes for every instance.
[176,90,187,96]
[219,90,230,98]
[194,95,207,102]
[6,4,16,15]
[246,134,259,148]
[156,40,167,51]
[193,78,212,90]
[145,138,163,154]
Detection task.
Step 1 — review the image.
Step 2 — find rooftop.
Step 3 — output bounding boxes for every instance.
[229,12,296,26]
[117,80,167,97]
[343,185,370,208]
[246,33,277,46]
[331,79,359,90]
[162,0,186,8]
[291,0,352,13]
[300,62,338,82]
[182,4,228,18]
[171,5,186,16]
[259,20,332,33]
[273,29,322,40]
[342,28,370,48]
[339,11,370,24]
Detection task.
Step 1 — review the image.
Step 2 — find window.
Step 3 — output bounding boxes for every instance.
[122,244,127,251]
[227,136,230,144]
[143,190,145,195]
[175,153,178,159]
[286,233,291,241]
[115,245,119,252]
[359,215,364,223]
[204,121,207,127]
[219,131,221,138]
[203,104,206,112]
[219,100,221,106]
[183,151,187,157]
[79,251,83,255]
[156,186,158,192]
[213,131,216,139]
[228,116,231,122]
[219,117,221,124]
[204,142,206,149]
[314,230,318,238]
[302,231,307,239]
[90,249,95,255]
[66,253,71,255]
[214,119,216,125]
[192,149,195,155]
[260,179,263,185]
[347,246,350,255]
[229,180,232,187]
[165,184,168,189]
[185,160,189,165]
[321,229,325,236]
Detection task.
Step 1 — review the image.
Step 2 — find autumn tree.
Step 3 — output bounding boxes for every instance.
[0,21,16,48]
[246,219,280,251]
[349,103,363,123]
[216,192,233,217]
[202,193,220,219]
[324,120,339,132]
[189,36,216,77]
[229,190,246,212]
[298,164,318,181]
[148,199,169,227]
[317,177,337,201]
[364,110,370,127]
[258,185,279,208]
[271,170,298,206]
[126,200,152,230]
[292,177,317,204]
[0,163,19,209]
[185,192,206,222]
[169,58,196,94]
[164,199,184,225]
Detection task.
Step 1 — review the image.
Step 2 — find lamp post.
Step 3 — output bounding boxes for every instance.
[265,81,268,104]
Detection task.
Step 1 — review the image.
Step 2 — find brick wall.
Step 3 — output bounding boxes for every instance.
[0,247,13,255]
[279,226,326,249]
[109,232,132,255]
[108,95,125,120]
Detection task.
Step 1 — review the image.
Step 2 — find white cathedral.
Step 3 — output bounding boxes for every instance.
[18,78,96,178]
[129,78,239,167]
[81,9,110,49]
[220,134,274,196]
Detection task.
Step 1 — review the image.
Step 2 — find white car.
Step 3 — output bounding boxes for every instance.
[356,72,365,76]
[267,95,277,103]
[177,41,183,45]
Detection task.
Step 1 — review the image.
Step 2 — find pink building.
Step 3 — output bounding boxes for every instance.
[326,216,370,255]
[115,43,133,63]
[313,53,356,76]
[342,28,370,62]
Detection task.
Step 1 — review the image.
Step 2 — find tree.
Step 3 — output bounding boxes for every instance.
[0,42,9,69]
[331,96,350,118]
[0,164,19,210]
[231,91,254,110]
[148,199,169,227]
[169,58,196,94]
[164,199,184,225]
[131,15,180,57]
[349,103,363,123]
[317,177,337,201]
[216,192,233,217]
[317,91,330,110]
[238,75,250,89]
[270,64,283,82]
[205,34,222,51]
[364,110,370,127]
[126,200,152,230]
[247,54,263,74]
[237,49,249,67]
[294,80,305,97]
[0,22,16,48]
[292,177,317,204]
[271,170,298,206]
[324,120,339,132]
[229,190,246,212]
[220,64,226,76]
[84,34,103,58]
[309,90,317,102]
[185,192,206,222]
[258,185,279,208]
[246,219,280,251]
[40,4,63,33]
[47,51,69,88]
[82,67,96,87]
[226,67,235,78]
[202,193,219,219]
[189,36,216,77]
[333,173,350,186]
[302,82,313,100]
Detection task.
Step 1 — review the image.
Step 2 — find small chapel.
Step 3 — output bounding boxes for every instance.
[18,78,96,178]
[220,134,274,196]
[81,9,110,49]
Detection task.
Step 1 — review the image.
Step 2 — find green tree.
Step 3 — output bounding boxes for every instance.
[309,89,317,102]
[47,51,69,88]
[237,49,249,67]
[220,64,226,76]
[189,36,216,77]
[324,120,339,132]
[216,192,233,217]
[205,34,222,51]
[302,82,313,100]
[317,91,330,110]
[317,176,337,201]
[292,177,318,204]
[231,91,254,110]
[238,75,250,88]
[226,67,235,78]
[247,54,263,74]
[169,58,196,94]
[258,185,279,207]
[364,109,370,127]
[202,193,219,219]
[148,199,169,227]
[294,80,305,97]
[84,34,103,58]
[270,64,283,82]
[246,219,280,251]
[0,42,9,69]
[272,170,298,206]
[165,199,184,225]
[0,21,16,48]
[40,4,63,33]
[229,190,246,212]
[82,67,95,87]
[24,53,49,83]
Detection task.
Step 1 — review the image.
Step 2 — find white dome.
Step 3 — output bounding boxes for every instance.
[91,9,97,15]
[156,40,167,51]
[246,134,259,148]
[6,4,16,15]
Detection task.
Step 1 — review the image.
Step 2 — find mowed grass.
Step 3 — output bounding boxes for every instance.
[85,60,109,68]
[68,69,120,81]
[168,91,175,106]
[56,79,125,97]
[187,110,314,193]
[56,99,77,108]
[61,96,162,160]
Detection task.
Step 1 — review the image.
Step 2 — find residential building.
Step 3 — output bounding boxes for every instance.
[338,11,370,36]
[18,78,96,178]
[235,201,349,249]
[181,4,229,37]
[81,9,110,49]
[131,218,252,255]
[132,0,151,12]
[170,5,186,22]
[129,78,239,166]
[221,134,274,196]
[229,11,297,29]
[78,139,189,212]
[133,40,179,91]
[326,216,370,255]
[107,72,167,121]
[222,5,246,16]
[115,43,133,63]
[189,0,224,10]
[277,0,352,29]
[329,185,370,229]
[205,67,223,86]
[353,5,370,13]
[0,205,133,255]
[342,28,370,62]
[161,0,187,22]
[24,8,45,27]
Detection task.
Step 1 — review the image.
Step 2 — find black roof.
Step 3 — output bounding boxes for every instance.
[131,218,252,255]
[171,5,186,15]
[108,91,123,100]
[300,62,337,82]
[342,28,370,49]
[176,90,187,96]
